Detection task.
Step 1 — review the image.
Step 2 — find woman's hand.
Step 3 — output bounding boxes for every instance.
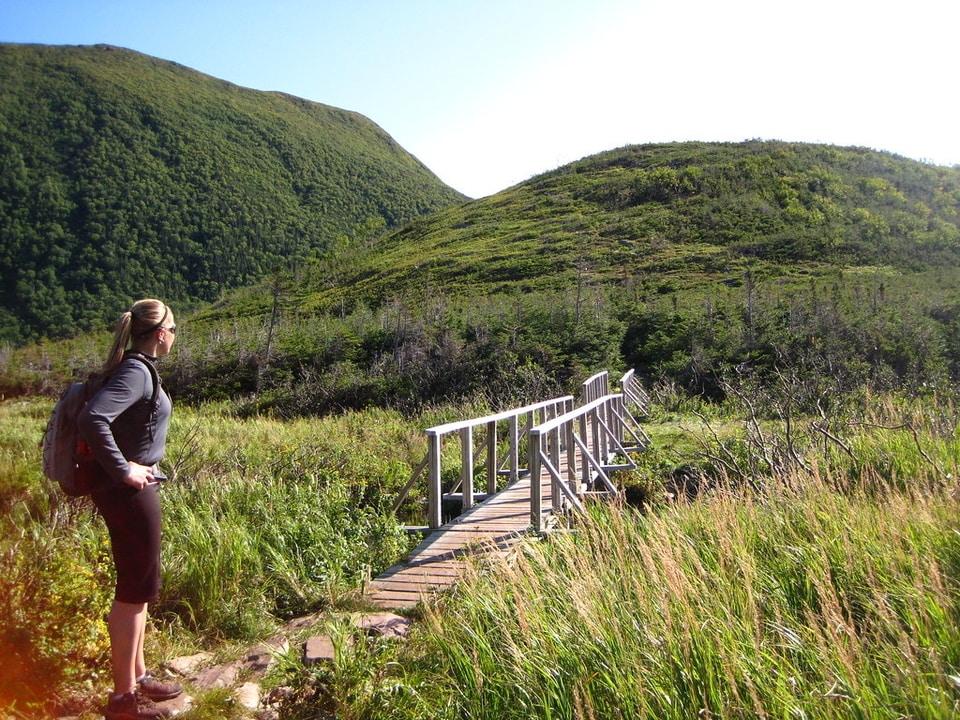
[123,461,155,490]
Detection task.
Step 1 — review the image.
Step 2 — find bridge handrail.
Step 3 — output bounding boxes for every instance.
[426,395,574,436]
[526,390,633,531]
[393,394,575,528]
[619,369,650,415]
[531,393,613,434]
[580,370,609,403]
[525,370,653,531]
[395,370,650,531]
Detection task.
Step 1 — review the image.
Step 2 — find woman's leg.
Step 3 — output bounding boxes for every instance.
[108,600,147,694]
[135,607,148,680]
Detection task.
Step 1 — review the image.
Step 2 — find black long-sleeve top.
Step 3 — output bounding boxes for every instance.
[77,354,172,485]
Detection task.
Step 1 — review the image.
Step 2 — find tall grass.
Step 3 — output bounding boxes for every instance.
[297,473,960,719]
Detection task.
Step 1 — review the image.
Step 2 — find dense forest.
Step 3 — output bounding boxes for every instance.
[0,43,464,343]
[5,141,960,414]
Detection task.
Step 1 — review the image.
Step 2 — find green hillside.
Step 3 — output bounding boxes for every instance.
[0,43,465,343]
[294,140,960,309]
[5,141,960,411]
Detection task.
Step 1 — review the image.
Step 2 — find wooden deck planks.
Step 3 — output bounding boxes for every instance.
[364,465,556,608]
[364,424,598,609]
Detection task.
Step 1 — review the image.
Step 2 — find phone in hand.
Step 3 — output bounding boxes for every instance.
[149,472,168,484]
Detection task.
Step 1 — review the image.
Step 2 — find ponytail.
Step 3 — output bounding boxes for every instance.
[103,311,134,373]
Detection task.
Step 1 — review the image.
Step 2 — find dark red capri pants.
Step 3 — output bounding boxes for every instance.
[92,482,162,604]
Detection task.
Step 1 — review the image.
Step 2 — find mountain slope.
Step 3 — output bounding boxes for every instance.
[170,140,959,409]
[6,142,960,410]
[0,43,465,342]
[292,140,960,310]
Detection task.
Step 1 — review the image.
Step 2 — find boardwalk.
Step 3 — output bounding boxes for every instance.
[364,369,649,609]
[366,467,555,608]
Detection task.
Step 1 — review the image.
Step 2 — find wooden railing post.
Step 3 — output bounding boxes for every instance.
[509,414,519,483]
[486,420,497,495]
[460,427,474,511]
[428,432,442,529]
[578,412,589,486]
[607,397,615,451]
[604,397,615,457]
[610,395,623,445]
[616,395,625,447]
[590,406,601,466]
[530,431,543,532]
[543,405,553,460]
[566,416,577,490]
[550,419,562,514]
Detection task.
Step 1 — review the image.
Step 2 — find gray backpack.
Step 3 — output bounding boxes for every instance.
[41,354,160,496]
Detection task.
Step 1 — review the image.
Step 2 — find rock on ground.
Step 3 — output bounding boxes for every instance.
[303,635,335,665]
[192,660,242,690]
[165,652,214,676]
[234,682,261,710]
[353,612,412,639]
[155,692,193,716]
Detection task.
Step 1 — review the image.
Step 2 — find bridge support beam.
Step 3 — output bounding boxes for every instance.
[486,420,497,495]
[461,427,474,511]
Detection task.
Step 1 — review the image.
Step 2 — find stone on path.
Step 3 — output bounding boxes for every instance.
[303,635,335,665]
[192,660,241,690]
[353,612,412,639]
[245,636,290,674]
[234,682,261,710]
[155,692,193,716]
[165,652,213,676]
[282,613,321,632]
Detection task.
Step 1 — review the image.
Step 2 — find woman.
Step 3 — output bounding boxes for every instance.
[78,299,182,720]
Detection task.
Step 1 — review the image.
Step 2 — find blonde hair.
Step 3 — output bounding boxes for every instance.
[103,299,172,373]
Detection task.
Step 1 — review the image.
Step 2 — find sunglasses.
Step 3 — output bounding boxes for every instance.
[163,325,177,334]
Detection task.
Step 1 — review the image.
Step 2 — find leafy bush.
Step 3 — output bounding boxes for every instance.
[0,518,113,711]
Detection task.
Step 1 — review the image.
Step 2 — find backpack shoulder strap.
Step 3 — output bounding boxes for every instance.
[123,353,161,408]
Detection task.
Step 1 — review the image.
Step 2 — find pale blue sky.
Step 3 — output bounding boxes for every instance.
[2,0,958,197]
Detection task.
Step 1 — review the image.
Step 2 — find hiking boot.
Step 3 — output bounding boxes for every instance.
[103,692,167,720]
[137,673,183,701]
[134,691,174,717]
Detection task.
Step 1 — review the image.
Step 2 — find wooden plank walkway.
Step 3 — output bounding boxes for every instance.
[365,457,567,609]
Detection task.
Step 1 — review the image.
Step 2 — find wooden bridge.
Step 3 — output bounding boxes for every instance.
[365,369,650,609]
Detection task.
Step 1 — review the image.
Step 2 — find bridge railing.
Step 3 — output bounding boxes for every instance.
[528,368,655,532]
[619,368,650,416]
[580,370,610,404]
[392,395,575,529]
[528,392,639,532]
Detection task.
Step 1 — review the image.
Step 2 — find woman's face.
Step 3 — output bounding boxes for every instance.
[157,313,176,356]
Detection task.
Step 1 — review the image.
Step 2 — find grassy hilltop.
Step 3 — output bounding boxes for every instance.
[151,143,960,410]
[0,43,465,343]
[291,140,960,310]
